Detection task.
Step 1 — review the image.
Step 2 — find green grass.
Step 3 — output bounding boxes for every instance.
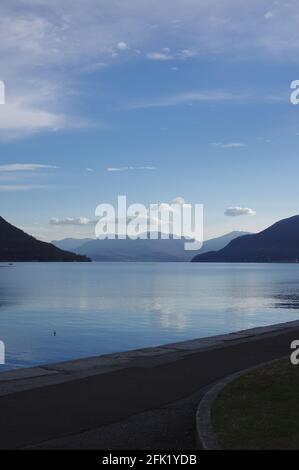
[212,359,299,449]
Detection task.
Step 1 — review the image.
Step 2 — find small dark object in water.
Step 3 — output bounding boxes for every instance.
[53,331,57,336]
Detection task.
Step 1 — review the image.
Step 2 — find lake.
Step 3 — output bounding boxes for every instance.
[0,262,299,370]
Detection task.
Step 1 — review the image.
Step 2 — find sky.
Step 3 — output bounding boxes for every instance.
[1,0,299,241]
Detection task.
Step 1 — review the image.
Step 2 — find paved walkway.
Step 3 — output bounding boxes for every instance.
[0,321,298,449]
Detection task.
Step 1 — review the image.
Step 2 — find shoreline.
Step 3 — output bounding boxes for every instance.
[1,318,298,397]
[1,318,298,449]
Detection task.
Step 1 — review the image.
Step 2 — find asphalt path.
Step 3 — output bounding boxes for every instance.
[0,326,297,449]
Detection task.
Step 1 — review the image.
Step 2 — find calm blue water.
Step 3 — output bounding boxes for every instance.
[1,262,299,371]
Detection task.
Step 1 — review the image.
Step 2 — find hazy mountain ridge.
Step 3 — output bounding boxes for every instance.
[52,231,249,262]
[52,238,94,252]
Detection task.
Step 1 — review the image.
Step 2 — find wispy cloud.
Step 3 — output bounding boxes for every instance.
[0,163,58,172]
[210,142,247,148]
[0,0,296,139]
[177,48,197,59]
[50,217,96,226]
[264,11,274,20]
[146,48,197,62]
[82,62,108,73]
[0,184,50,191]
[225,207,256,217]
[106,166,156,172]
[2,0,299,73]
[120,91,246,110]
[146,52,174,61]
[0,91,93,140]
[0,103,67,140]
[117,42,129,51]
[119,89,287,111]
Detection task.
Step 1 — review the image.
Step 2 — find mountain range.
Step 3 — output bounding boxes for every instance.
[52,231,249,262]
[192,215,299,263]
[0,217,90,262]
[4,212,299,263]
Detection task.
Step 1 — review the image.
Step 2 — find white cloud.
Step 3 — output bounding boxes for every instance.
[0,102,66,138]
[0,184,49,191]
[120,89,286,111]
[210,142,247,148]
[146,52,174,61]
[122,91,245,110]
[0,163,58,172]
[177,48,197,59]
[50,217,96,226]
[257,137,272,143]
[145,47,195,62]
[225,207,256,217]
[83,62,108,73]
[264,11,274,20]
[106,166,156,172]
[0,89,92,140]
[85,167,94,172]
[117,41,129,51]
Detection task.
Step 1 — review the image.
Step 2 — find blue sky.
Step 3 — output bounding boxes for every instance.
[1,0,299,241]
